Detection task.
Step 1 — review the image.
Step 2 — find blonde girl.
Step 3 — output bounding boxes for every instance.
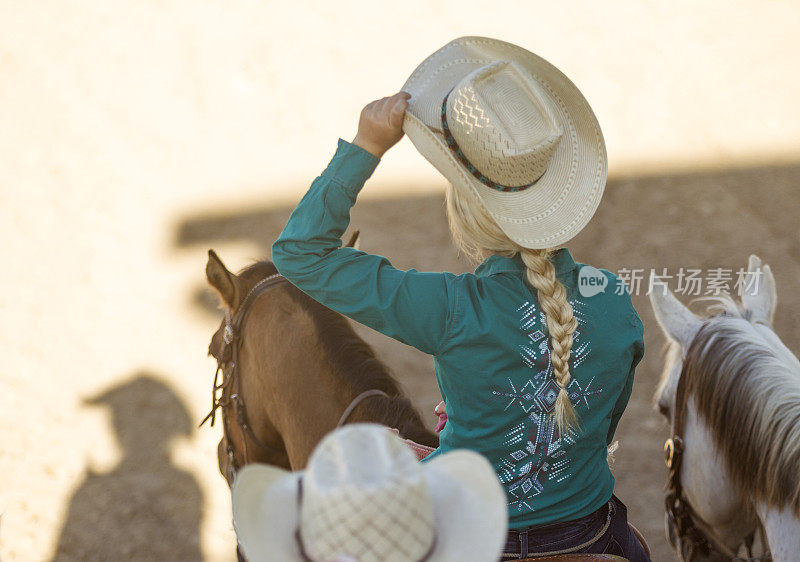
[272,37,649,561]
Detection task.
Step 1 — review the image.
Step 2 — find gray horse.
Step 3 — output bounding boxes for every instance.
[650,255,800,561]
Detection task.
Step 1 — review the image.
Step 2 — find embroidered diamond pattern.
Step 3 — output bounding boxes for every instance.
[533,379,561,413]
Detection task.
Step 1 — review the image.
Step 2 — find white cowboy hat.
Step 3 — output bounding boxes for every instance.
[232,423,507,562]
[401,36,607,249]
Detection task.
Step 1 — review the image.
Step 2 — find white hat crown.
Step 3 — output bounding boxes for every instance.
[299,425,436,562]
[444,60,563,191]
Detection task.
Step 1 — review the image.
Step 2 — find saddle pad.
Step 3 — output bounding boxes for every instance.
[404,439,436,461]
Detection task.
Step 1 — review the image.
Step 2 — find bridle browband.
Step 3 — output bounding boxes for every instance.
[664,320,771,561]
[201,271,391,482]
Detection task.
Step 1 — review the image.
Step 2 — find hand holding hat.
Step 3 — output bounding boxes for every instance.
[352,91,411,158]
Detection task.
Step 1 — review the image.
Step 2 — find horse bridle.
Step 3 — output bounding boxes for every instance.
[664,321,771,561]
[201,272,390,482]
[201,273,288,482]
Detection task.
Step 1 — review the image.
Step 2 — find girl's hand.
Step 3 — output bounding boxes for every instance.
[352,92,410,158]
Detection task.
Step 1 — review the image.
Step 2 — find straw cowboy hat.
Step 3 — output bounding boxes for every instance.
[402,36,607,249]
[232,424,507,562]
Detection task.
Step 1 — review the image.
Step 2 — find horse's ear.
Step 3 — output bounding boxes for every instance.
[742,254,777,326]
[345,229,361,250]
[206,249,240,310]
[649,273,702,348]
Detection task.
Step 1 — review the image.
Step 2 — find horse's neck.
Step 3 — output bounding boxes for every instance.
[685,399,800,561]
[682,401,759,548]
[753,325,800,561]
[757,503,800,562]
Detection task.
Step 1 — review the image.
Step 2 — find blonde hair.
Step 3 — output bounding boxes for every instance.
[446,183,579,434]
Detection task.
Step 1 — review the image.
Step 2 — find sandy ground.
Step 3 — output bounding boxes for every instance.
[2,2,800,561]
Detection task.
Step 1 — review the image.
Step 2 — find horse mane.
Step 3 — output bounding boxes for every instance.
[237,260,438,447]
[675,295,800,515]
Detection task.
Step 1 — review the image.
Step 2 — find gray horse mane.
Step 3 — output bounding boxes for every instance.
[667,294,800,515]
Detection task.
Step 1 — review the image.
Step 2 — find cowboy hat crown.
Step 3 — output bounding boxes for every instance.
[299,425,436,562]
[444,60,563,192]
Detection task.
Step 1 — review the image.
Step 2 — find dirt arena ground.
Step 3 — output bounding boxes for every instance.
[5,124,800,562]
[3,2,800,561]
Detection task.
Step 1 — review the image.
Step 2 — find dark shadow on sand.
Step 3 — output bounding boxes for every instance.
[52,372,203,562]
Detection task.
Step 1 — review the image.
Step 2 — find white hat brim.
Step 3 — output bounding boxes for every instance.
[232,464,303,561]
[231,450,508,562]
[422,450,508,562]
[402,36,607,249]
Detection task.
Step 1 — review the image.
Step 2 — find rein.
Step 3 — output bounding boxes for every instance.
[664,321,771,561]
[336,389,390,428]
[201,272,392,481]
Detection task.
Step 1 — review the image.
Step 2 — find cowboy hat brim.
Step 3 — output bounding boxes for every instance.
[231,450,507,562]
[401,36,607,249]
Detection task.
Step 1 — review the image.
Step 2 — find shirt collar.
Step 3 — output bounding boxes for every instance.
[474,248,577,278]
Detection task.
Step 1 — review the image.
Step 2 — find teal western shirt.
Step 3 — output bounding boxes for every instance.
[271,139,645,529]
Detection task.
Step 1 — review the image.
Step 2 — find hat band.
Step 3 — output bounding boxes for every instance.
[440,90,535,193]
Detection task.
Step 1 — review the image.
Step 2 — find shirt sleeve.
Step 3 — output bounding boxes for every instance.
[606,300,645,445]
[271,138,457,356]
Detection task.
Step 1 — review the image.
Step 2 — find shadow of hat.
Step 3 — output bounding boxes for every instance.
[84,372,193,442]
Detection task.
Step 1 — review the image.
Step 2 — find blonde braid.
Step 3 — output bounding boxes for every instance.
[519,248,579,434]
[444,182,580,432]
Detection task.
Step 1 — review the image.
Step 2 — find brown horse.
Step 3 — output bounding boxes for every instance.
[203,244,646,562]
[203,243,439,484]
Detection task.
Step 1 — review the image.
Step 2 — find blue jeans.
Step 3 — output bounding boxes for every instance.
[500,495,651,561]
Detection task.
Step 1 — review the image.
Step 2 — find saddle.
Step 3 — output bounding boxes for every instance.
[519,554,628,562]
[501,523,649,562]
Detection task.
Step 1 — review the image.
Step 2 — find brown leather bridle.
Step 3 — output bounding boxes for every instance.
[201,271,391,483]
[201,272,290,483]
[664,320,771,561]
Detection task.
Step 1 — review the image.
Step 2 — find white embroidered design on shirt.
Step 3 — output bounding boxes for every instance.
[492,299,601,513]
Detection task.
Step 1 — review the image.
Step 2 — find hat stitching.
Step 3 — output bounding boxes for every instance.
[403,41,466,90]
